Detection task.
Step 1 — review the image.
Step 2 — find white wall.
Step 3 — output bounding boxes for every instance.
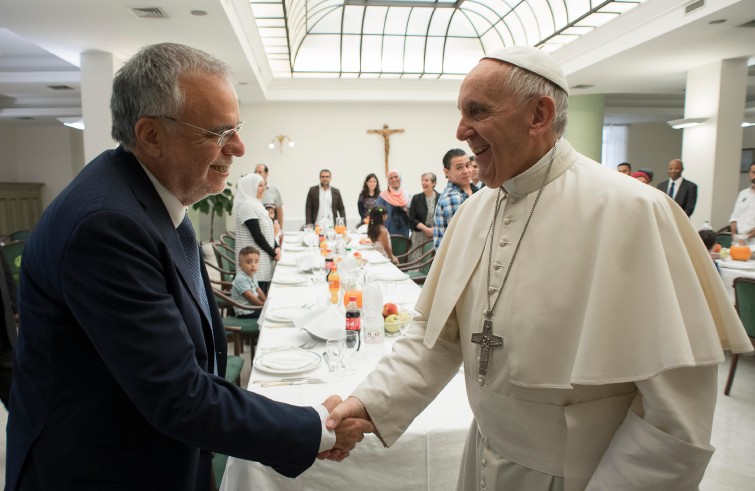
[222,101,465,234]
[625,122,683,184]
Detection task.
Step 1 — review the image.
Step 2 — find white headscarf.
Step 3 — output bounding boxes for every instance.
[234,173,264,216]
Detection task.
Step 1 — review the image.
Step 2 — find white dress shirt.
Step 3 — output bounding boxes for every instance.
[730,186,755,243]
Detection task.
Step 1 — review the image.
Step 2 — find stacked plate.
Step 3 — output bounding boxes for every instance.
[367,256,391,264]
[272,274,310,286]
[265,307,311,324]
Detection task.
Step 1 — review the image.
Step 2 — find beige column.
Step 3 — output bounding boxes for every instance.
[680,58,747,229]
[564,94,604,163]
[80,51,115,163]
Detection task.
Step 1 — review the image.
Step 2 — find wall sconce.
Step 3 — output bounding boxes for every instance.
[58,117,85,130]
[268,134,295,153]
[666,117,708,129]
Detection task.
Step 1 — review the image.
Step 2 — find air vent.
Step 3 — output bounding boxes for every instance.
[129,7,169,19]
[685,0,705,15]
[47,85,74,90]
[739,19,755,28]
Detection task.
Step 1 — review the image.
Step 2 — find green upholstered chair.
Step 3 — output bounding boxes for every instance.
[7,230,32,242]
[219,232,235,252]
[390,234,411,263]
[2,240,25,287]
[213,242,236,275]
[716,232,732,248]
[398,242,435,286]
[212,287,261,356]
[724,277,755,395]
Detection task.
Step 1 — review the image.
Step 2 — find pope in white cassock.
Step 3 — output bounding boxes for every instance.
[322,47,754,490]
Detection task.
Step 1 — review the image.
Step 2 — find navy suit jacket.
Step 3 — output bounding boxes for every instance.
[657,178,697,216]
[7,147,321,490]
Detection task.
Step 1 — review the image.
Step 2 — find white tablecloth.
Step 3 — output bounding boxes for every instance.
[220,236,473,490]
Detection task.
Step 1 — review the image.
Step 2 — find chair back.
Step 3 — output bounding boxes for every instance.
[734,277,755,338]
[219,233,235,251]
[2,240,25,286]
[419,249,435,275]
[716,232,732,248]
[390,235,411,262]
[212,242,236,279]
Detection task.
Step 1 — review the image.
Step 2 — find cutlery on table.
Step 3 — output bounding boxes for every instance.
[258,378,327,387]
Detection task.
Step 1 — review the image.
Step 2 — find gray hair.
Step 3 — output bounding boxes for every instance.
[111,43,232,150]
[505,66,569,136]
[421,172,437,184]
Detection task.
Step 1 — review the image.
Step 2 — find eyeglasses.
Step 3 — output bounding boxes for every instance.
[159,115,243,147]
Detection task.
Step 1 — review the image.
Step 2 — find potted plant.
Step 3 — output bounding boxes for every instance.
[192,182,234,242]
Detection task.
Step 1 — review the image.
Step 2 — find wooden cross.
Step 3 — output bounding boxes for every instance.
[367,124,404,176]
[470,318,503,375]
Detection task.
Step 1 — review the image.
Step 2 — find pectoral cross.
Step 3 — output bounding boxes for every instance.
[367,124,404,176]
[471,317,503,375]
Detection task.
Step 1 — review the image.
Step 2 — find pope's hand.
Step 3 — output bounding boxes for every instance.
[318,396,373,461]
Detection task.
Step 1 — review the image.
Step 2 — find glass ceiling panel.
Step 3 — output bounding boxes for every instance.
[248,0,648,78]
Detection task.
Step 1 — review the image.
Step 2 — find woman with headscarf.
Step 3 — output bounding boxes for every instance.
[376,169,411,237]
[234,173,279,294]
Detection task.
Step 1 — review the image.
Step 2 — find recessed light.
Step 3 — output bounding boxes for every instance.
[191,10,207,16]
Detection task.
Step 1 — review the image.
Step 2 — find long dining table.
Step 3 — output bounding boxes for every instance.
[220,232,473,490]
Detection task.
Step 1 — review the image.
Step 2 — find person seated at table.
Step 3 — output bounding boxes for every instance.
[232,246,267,318]
[357,173,381,221]
[367,206,398,265]
[698,229,720,274]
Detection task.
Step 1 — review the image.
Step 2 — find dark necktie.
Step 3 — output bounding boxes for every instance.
[668,181,675,198]
[176,214,217,375]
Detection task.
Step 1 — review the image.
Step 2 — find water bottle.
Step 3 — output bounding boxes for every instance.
[362,284,384,344]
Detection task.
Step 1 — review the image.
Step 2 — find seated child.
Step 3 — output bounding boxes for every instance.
[231,246,266,318]
[698,229,720,274]
[367,206,398,265]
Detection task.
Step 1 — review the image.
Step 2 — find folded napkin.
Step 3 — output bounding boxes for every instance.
[295,306,344,341]
[296,254,324,273]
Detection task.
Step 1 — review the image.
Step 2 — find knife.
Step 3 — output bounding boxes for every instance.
[252,376,319,384]
[259,378,327,387]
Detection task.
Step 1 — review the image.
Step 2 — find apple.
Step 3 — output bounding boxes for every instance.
[383,303,398,318]
[713,243,722,253]
[385,314,399,323]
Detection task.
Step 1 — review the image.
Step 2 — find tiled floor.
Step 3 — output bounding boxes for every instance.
[1,351,753,489]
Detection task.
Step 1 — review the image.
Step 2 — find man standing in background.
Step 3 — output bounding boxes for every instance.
[305,169,346,227]
[730,161,755,244]
[616,162,631,175]
[255,163,284,230]
[657,158,698,216]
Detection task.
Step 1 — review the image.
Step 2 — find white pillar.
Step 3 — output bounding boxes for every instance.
[80,51,115,163]
[680,58,747,229]
[565,94,604,163]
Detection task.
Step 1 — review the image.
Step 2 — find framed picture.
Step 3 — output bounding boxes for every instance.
[742,148,754,172]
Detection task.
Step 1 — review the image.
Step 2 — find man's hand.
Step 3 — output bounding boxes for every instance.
[318,396,373,461]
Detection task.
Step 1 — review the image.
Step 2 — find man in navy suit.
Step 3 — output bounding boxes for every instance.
[657,159,698,216]
[7,43,371,491]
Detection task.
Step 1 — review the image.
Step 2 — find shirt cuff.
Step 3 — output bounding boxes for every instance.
[315,404,336,452]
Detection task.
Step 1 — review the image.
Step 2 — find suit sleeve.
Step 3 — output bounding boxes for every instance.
[586,365,716,490]
[305,188,315,225]
[684,183,697,216]
[62,210,321,477]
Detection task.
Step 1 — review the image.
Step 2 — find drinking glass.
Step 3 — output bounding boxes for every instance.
[342,330,360,374]
[326,339,344,380]
[381,280,397,302]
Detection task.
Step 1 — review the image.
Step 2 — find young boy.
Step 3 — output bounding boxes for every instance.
[231,246,266,318]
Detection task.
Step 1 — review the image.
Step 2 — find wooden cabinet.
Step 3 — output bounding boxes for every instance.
[0,182,44,238]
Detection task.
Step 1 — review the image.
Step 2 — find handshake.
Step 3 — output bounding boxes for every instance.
[318,395,373,461]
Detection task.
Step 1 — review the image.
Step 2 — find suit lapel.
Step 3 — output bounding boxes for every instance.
[116,149,218,368]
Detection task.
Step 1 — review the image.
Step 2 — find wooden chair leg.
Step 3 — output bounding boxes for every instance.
[724,353,740,396]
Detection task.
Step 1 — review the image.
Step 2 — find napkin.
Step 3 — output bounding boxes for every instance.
[296,254,324,273]
[294,306,344,341]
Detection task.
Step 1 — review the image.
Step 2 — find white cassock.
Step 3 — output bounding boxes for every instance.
[352,139,753,491]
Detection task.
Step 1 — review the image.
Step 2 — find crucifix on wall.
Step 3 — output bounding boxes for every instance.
[367,124,405,176]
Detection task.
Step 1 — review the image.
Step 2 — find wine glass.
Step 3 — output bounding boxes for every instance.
[326,339,344,380]
[342,330,360,374]
[311,257,325,285]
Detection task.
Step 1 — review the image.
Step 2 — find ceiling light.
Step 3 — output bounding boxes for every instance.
[58,117,85,130]
[667,117,708,129]
[742,121,755,128]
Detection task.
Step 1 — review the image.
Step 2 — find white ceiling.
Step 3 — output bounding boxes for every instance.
[0,0,753,126]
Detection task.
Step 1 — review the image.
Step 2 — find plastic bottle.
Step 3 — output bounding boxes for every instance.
[345,295,361,332]
[362,284,384,344]
[328,266,340,304]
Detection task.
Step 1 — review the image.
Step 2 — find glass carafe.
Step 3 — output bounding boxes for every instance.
[342,267,365,308]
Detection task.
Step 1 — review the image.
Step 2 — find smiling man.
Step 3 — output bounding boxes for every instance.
[323,46,752,489]
[433,148,474,249]
[7,43,371,491]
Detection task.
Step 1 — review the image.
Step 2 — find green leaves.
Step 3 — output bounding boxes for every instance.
[191,182,234,241]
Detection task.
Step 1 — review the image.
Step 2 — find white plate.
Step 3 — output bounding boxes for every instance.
[266,307,311,323]
[368,256,391,264]
[253,349,321,375]
[277,258,298,267]
[272,275,310,285]
[720,261,755,270]
[284,245,307,251]
[356,243,375,250]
